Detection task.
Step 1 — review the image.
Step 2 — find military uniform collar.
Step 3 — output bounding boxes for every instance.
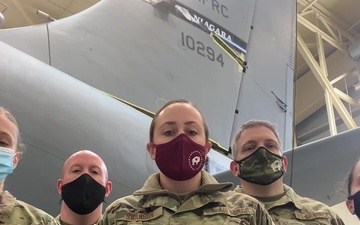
[134,171,233,211]
[282,184,302,210]
[56,214,98,225]
[134,170,232,196]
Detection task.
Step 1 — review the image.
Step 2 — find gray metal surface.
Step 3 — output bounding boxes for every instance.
[0,0,264,151]
[0,41,157,216]
[231,0,296,151]
[0,0,298,215]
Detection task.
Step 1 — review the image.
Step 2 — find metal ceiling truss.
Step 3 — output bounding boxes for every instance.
[297,0,359,135]
[297,33,357,131]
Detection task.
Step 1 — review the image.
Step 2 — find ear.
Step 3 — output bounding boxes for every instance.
[346,198,355,215]
[230,161,240,177]
[105,181,113,198]
[282,155,288,172]
[57,179,63,195]
[12,152,20,169]
[146,142,156,160]
[204,141,211,155]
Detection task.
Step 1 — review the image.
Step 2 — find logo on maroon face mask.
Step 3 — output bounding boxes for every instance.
[188,151,203,171]
[151,133,207,181]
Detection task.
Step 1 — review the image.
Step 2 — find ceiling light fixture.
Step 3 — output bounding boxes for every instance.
[36,10,55,21]
[0,1,7,27]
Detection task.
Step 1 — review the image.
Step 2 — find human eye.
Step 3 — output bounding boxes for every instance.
[163,130,174,136]
[188,130,198,136]
[0,136,10,147]
[267,142,278,150]
[71,167,81,173]
[91,169,100,175]
[0,140,9,147]
[243,145,255,151]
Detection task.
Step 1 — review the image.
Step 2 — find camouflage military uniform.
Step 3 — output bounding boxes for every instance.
[54,214,98,225]
[0,191,58,225]
[99,170,274,225]
[235,185,344,225]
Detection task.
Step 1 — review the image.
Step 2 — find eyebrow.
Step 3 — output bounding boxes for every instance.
[160,121,199,126]
[241,139,278,147]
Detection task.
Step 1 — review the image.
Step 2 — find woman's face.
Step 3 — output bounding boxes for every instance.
[0,114,18,151]
[152,103,207,146]
[0,113,20,169]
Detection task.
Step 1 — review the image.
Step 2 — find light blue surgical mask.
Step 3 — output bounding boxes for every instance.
[0,147,14,181]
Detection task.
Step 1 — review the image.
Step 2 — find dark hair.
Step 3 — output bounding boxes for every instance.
[347,159,360,196]
[149,99,209,142]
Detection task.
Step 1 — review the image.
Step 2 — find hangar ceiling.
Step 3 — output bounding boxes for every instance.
[1,0,360,146]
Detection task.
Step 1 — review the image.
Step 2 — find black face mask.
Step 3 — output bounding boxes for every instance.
[61,173,106,215]
[348,191,360,219]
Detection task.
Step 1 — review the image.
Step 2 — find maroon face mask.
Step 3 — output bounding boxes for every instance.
[151,133,207,181]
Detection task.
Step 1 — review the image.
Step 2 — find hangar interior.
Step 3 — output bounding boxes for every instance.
[1,0,360,223]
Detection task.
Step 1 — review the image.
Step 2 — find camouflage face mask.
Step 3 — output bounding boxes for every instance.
[235,147,284,185]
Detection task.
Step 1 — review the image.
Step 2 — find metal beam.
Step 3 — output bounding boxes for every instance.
[324,91,337,135]
[348,19,360,32]
[298,14,347,52]
[334,88,360,107]
[301,0,318,13]
[318,16,339,42]
[298,0,357,42]
[297,33,357,129]
[316,31,337,135]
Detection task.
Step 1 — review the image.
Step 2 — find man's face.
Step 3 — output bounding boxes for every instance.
[230,125,286,179]
[235,126,281,161]
[346,161,360,216]
[350,162,360,196]
[58,151,111,197]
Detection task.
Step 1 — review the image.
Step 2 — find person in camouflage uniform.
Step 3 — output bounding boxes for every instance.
[230,119,345,225]
[0,106,58,225]
[99,99,274,225]
[55,150,112,225]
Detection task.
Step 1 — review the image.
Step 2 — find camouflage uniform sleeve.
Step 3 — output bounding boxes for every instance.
[12,200,59,225]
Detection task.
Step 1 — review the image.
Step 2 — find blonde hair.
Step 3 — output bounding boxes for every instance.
[0,106,25,154]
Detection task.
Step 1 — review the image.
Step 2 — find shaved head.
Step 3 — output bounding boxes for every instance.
[61,150,109,180]
[58,150,112,221]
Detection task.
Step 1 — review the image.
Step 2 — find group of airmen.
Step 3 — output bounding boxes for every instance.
[0,99,360,225]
